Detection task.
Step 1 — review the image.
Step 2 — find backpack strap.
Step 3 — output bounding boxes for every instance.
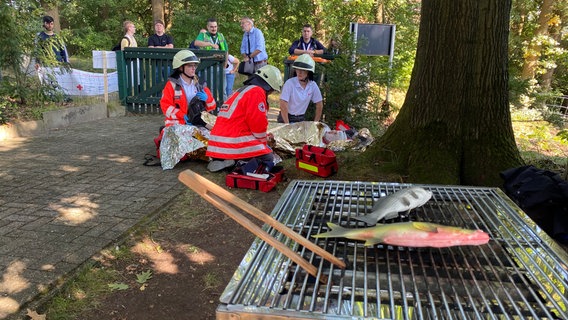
[170,80,182,100]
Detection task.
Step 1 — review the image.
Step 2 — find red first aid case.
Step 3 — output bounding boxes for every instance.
[226,166,285,192]
[295,145,338,177]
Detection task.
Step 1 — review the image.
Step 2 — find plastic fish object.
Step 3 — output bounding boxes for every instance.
[312,221,490,248]
[355,187,433,225]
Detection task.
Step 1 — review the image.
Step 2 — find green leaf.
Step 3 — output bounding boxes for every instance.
[136,270,153,284]
[108,283,129,291]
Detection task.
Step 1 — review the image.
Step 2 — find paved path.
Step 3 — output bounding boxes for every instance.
[0,115,188,319]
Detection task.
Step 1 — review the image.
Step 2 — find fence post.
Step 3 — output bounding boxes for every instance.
[116,50,128,105]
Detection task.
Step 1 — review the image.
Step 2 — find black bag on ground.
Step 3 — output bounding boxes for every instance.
[501,165,568,243]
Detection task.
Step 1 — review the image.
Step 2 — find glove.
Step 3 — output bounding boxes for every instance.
[196,91,207,101]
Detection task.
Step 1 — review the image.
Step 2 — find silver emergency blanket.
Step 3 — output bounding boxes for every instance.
[159,125,209,170]
[267,121,330,154]
[203,113,374,155]
[268,121,375,154]
[201,111,217,128]
[326,127,374,152]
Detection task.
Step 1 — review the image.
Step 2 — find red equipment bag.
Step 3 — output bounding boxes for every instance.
[295,145,338,177]
[226,166,285,192]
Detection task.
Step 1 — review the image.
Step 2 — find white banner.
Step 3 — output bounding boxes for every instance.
[42,67,118,96]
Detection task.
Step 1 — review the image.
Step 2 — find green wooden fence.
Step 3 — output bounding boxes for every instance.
[116,48,226,114]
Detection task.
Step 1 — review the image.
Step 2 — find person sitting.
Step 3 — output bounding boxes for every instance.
[160,50,216,129]
[278,54,323,123]
[288,24,325,56]
[206,65,283,172]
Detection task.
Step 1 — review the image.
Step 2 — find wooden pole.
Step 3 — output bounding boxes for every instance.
[103,52,108,103]
[178,170,346,281]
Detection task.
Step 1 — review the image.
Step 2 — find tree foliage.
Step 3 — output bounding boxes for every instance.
[2,0,567,132]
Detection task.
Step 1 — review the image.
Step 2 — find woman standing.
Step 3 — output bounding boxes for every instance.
[278,54,323,123]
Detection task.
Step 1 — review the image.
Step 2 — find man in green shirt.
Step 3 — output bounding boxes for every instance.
[194,18,228,51]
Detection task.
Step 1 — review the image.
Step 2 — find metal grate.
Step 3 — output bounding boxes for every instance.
[217,180,568,319]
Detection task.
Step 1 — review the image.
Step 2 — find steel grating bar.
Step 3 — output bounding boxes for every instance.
[218,180,568,319]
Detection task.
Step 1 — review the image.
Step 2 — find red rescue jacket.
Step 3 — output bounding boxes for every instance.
[160,77,216,127]
[206,85,271,159]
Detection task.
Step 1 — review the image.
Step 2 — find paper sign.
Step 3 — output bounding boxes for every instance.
[92,51,117,69]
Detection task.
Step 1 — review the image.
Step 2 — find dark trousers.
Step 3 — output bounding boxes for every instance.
[277,112,305,123]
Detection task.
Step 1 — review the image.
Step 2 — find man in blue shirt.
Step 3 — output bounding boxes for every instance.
[240,17,268,72]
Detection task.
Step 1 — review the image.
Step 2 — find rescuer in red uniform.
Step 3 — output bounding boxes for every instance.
[160,50,216,128]
[206,65,283,172]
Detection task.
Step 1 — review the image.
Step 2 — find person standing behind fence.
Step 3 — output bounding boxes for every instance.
[288,24,325,56]
[224,54,239,99]
[240,17,268,72]
[35,15,72,102]
[35,15,69,70]
[194,18,227,51]
[278,54,323,123]
[148,19,173,48]
[121,20,138,50]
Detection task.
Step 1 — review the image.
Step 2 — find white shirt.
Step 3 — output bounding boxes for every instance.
[225,54,236,75]
[280,77,323,115]
[180,77,198,102]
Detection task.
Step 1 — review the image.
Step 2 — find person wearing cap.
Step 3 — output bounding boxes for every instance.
[148,19,174,48]
[240,17,268,72]
[278,54,323,123]
[159,50,216,128]
[206,65,283,172]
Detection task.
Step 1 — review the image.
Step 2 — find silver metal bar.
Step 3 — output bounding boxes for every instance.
[218,181,568,319]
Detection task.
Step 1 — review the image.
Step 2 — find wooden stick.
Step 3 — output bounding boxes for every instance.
[178,170,346,277]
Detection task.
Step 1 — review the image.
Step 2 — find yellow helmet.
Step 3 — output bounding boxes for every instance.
[172,50,200,69]
[292,54,315,73]
[255,65,283,92]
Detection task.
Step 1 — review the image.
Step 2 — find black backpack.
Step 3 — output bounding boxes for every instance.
[112,37,130,51]
[501,165,568,242]
[170,79,208,126]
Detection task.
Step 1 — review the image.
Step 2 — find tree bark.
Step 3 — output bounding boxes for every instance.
[152,0,164,25]
[366,0,523,187]
[521,0,553,80]
[41,0,61,31]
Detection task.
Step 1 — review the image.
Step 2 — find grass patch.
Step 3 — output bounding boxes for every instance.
[203,273,222,290]
[41,262,121,319]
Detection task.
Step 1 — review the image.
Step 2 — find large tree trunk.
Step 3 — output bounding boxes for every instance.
[521,0,553,80]
[366,0,523,187]
[41,0,61,31]
[152,0,164,24]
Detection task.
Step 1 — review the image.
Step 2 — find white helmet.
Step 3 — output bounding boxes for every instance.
[292,54,315,73]
[255,65,283,92]
[172,50,200,69]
